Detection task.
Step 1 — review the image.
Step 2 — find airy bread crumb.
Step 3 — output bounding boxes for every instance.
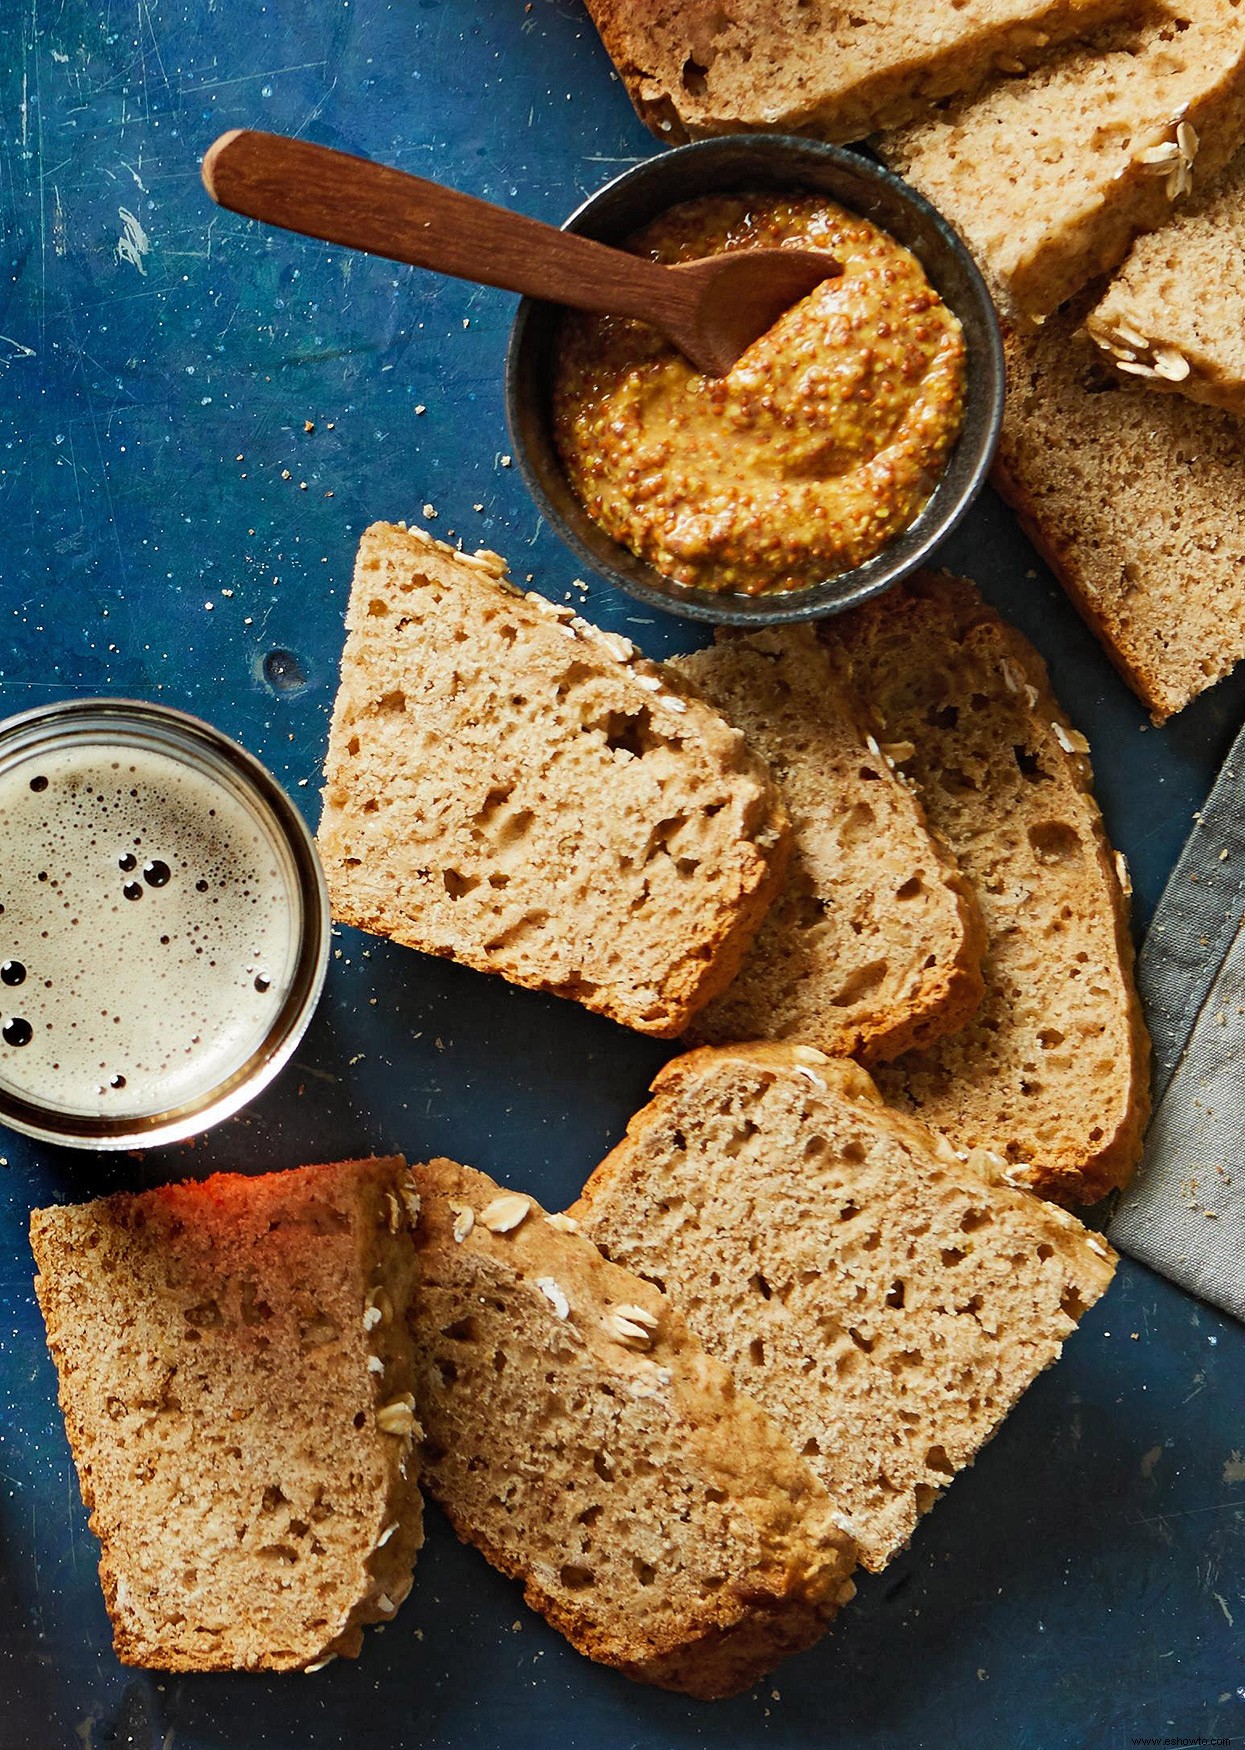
[672,625,985,1063]
[30,1157,423,1672]
[319,523,790,1037]
[994,298,1245,721]
[409,1156,856,1699]
[822,572,1149,1205]
[585,0,1129,144]
[1085,147,1245,413]
[574,1043,1116,1571]
[881,4,1245,320]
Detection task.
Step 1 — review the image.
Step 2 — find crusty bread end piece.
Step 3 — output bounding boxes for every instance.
[994,299,1245,721]
[822,572,1150,1206]
[672,626,985,1063]
[410,1158,856,1699]
[573,1043,1117,1572]
[319,523,790,1038]
[881,4,1245,321]
[586,0,1130,144]
[30,1157,423,1672]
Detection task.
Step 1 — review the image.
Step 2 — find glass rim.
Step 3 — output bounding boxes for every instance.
[0,697,330,1150]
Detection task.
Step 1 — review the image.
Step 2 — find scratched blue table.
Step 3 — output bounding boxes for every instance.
[1,5,1242,1748]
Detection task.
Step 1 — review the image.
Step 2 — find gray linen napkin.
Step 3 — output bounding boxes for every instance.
[1110,723,1245,1322]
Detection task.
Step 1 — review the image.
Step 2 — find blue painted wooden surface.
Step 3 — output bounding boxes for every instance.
[0,3,1242,1746]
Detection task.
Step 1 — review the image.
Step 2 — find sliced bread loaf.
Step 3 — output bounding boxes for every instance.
[585,0,1129,145]
[572,1043,1117,1572]
[995,298,1245,720]
[670,627,985,1063]
[881,4,1245,320]
[822,572,1149,1206]
[29,1157,423,1672]
[1084,148,1245,413]
[409,1157,856,1698]
[319,523,790,1038]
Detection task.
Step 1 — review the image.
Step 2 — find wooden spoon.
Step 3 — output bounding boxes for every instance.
[201,130,840,377]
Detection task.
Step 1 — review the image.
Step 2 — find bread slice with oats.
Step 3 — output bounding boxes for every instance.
[319,523,790,1038]
[409,1157,856,1699]
[821,572,1149,1207]
[29,1157,422,1672]
[1084,147,1245,413]
[572,1043,1117,1572]
[584,0,1130,145]
[994,297,1245,721]
[671,626,985,1063]
[880,3,1245,321]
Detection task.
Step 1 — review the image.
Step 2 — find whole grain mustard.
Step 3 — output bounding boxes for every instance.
[552,193,967,597]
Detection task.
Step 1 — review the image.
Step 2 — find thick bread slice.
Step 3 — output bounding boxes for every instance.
[585,0,1130,145]
[1084,149,1245,413]
[671,627,986,1063]
[994,299,1245,721]
[319,523,790,1038]
[822,573,1149,1206]
[409,1158,856,1699]
[29,1158,422,1673]
[572,1044,1117,1572]
[881,4,1245,321]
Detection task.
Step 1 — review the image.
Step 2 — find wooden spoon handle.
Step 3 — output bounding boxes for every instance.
[202,130,692,325]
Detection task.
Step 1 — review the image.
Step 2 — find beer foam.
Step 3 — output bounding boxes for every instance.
[0,739,303,1122]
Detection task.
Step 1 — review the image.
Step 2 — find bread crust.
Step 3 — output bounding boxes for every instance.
[992,302,1245,722]
[989,448,1177,723]
[1082,154,1245,417]
[574,1041,1118,1570]
[319,523,791,1038]
[585,0,1128,145]
[880,6,1245,322]
[823,572,1150,1206]
[672,627,986,1063]
[30,1158,423,1672]
[410,1157,856,1698]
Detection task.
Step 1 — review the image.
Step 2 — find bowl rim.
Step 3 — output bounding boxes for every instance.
[505,133,1005,627]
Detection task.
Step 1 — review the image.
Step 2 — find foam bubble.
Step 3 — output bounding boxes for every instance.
[0,740,302,1121]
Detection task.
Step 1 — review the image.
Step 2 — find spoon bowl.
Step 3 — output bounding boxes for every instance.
[657,247,839,374]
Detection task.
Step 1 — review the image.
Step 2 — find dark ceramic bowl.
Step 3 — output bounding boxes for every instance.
[505,135,1005,627]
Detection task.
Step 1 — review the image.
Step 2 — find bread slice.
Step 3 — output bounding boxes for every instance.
[408,1158,856,1698]
[670,627,986,1063]
[1084,148,1245,414]
[880,4,1245,321]
[821,572,1149,1206]
[585,0,1130,145]
[29,1157,423,1673]
[994,298,1245,721]
[319,523,790,1038]
[572,1043,1117,1572]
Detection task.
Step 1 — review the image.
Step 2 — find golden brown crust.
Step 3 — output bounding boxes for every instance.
[989,293,1245,722]
[410,1157,855,1698]
[320,523,791,1038]
[584,0,1127,145]
[30,1158,423,1673]
[574,1040,1118,1570]
[672,628,986,1064]
[823,572,1150,1206]
[989,449,1173,723]
[879,7,1245,323]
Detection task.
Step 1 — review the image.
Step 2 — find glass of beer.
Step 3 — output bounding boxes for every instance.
[0,699,330,1148]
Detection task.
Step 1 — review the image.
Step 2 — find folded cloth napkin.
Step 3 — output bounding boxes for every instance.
[1110,723,1245,1323]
